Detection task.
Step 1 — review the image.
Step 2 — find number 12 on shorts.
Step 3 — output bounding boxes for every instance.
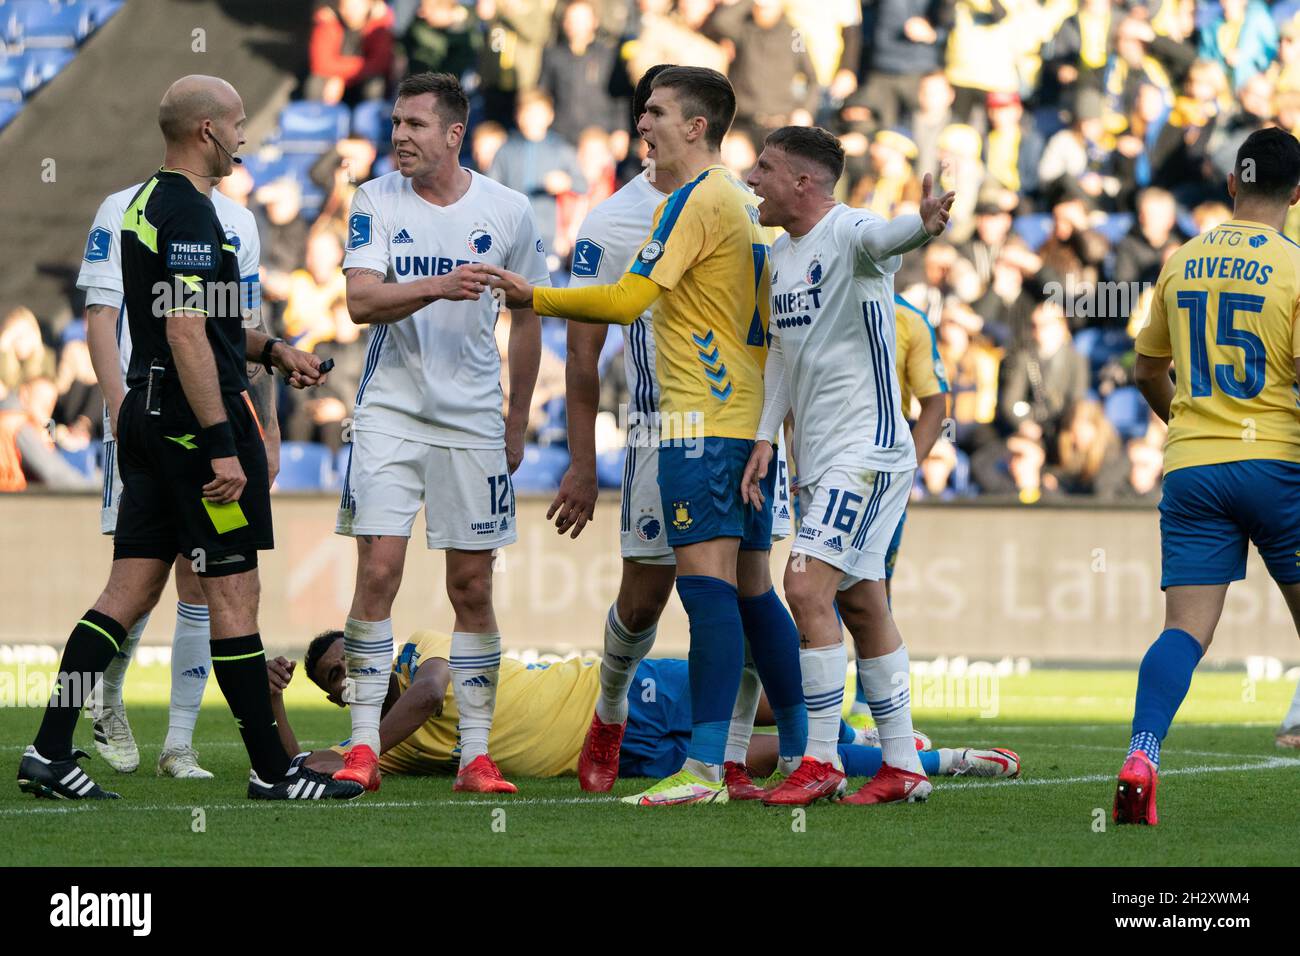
[487,473,514,516]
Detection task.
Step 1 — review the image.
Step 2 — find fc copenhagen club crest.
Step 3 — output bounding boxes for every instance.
[671,500,692,532]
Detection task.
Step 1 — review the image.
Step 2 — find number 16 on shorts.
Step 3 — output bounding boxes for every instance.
[792,464,913,584]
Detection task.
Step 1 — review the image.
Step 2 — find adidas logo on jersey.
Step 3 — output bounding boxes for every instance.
[823,535,843,554]
[393,229,414,244]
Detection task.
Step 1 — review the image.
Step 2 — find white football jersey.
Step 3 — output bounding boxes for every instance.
[768,204,916,483]
[343,170,551,448]
[568,171,666,423]
[76,182,261,440]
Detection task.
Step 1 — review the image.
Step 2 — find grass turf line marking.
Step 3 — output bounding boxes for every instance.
[5,756,1299,815]
[940,754,1300,789]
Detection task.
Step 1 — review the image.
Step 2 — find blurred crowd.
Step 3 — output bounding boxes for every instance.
[11,0,1300,498]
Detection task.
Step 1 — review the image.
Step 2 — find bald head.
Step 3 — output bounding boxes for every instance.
[158,75,241,145]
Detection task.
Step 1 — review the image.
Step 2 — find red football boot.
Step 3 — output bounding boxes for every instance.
[840,764,931,805]
[578,712,626,793]
[454,754,518,794]
[762,756,848,806]
[723,761,769,800]
[1113,750,1159,825]
[333,743,381,792]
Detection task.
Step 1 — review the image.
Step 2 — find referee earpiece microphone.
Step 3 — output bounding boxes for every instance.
[207,129,243,165]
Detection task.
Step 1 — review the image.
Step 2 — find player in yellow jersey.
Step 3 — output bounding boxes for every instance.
[1116,127,1300,826]
[849,292,950,724]
[486,67,797,806]
[264,629,1024,783]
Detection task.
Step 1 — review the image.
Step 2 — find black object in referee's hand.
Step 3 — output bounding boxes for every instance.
[318,358,335,374]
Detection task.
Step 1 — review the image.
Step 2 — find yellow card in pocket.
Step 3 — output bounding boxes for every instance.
[203,499,249,534]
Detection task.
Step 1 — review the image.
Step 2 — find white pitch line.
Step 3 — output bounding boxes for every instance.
[939,755,1300,790]
[4,756,1299,816]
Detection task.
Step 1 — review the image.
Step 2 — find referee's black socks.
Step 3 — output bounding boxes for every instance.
[33,609,126,760]
[210,633,292,783]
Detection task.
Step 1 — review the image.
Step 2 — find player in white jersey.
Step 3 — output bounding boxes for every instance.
[548,65,806,800]
[743,126,953,806]
[332,73,548,795]
[76,179,270,780]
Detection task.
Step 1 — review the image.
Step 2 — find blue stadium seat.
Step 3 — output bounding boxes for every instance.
[951,448,972,496]
[352,99,392,152]
[240,154,288,187]
[511,444,570,492]
[1012,213,1052,251]
[1096,212,1134,246]
[595,447,625,489]
[1177,210,1199,237]
[0,56,24,100]
[371,152,396,177]
[19,48,75,92]
[7,2,91,48]
[80,0,126,30]
[58,444,98,480]
[0,100,20,129]
[540,318,567,359]
[1104,386,1149,441]
[276,441,334,491]
[277,101,350,152]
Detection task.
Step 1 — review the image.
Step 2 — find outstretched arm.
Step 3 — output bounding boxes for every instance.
[486,266,661,326]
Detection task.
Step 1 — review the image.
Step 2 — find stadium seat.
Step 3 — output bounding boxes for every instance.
[0,56,23,100]
[1104,386,1149,441]
[7,2,91,48]
[351,99,392,152]
[19,48,75,92]
[80,0,126,30]
[1177,210,1199,238]
[239,154,288,187]
[277,101,350,152]
[1096,212,1134,246]
[0,100,20,129]
[540,319,567,360]
[511,444,570,492]
[57,444,98,480]
[371,152,396,177]
[1012,213,1052,251]
[595,447,625,489]
[275,441,334,491]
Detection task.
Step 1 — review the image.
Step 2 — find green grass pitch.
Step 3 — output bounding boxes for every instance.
[2,663,1297,866]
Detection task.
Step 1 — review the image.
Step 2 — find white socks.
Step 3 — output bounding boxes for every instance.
[450,631,501,767]
[1283,678,1300,730]
[801,645,846,766]
[163,602,210,751]
[856,644,924,775]
[724,648,760,766]
[595,605,656,725]
[343,617,394,754]
[98,613,147,710]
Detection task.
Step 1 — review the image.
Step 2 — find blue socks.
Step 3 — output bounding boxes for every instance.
[677,575,745,766]
[838,743,939,777]
[739,588,807,761]
[1129,628,1204,768]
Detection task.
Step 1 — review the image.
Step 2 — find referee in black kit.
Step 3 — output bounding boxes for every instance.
[17,75,362,802]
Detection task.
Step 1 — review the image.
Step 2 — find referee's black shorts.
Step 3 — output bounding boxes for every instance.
[113,386,273,577]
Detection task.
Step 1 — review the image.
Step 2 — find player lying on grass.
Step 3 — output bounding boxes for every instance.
[266,629,1020,787]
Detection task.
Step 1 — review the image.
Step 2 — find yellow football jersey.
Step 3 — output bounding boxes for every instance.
[1136,219,1300,473]
[895,294,949,414]
[628,165,771,441]
[378,631,601,778]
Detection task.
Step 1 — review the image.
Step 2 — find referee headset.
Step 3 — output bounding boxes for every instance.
[205,122,243,166]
